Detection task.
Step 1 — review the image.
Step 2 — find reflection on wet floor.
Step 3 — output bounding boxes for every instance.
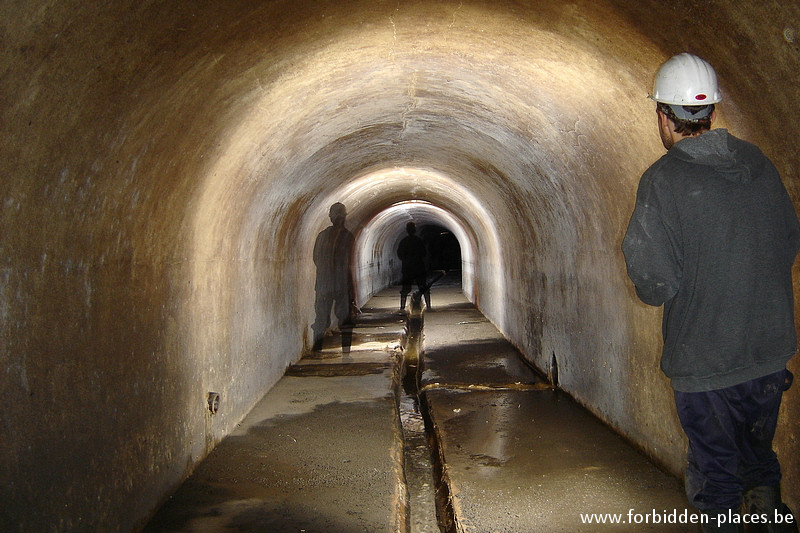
[143,279,696,533]
[420,282,695,533]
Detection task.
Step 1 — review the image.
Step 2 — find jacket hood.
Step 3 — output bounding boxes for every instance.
[671,128,753,184]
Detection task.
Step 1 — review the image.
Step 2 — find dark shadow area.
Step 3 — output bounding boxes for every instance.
[312,203,357,353]
[420,225,461,272]
[549,351,560,387]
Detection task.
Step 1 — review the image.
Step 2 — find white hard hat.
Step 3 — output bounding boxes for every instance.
[652,53,722,107]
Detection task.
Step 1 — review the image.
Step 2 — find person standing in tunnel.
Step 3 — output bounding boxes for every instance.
[397,221,431,311]
[622,53,800,533]
[312,202,356,351]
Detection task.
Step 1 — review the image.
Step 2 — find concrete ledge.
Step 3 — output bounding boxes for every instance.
[420,286,694,532]
[144,288,409,533]
[287,348,399,377]
[144,371,407,533]
[424,388,693,533]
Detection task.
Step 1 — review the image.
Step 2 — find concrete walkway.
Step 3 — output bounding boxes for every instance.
[421,283,695,533]
[143,281,697,533]
[142,289,408,533]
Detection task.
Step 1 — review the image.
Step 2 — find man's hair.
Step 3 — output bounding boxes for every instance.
[657,102,714,135]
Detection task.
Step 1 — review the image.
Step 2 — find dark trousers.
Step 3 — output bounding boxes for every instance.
[400,272,430,308]
[674,369,793,511]
[400,274,427,297]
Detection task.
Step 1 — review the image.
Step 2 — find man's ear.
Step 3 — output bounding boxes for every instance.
[656,108,667,126]
[657,109,671,132]
[710,109,717,126]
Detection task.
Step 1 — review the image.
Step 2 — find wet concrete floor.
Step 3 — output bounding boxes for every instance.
[420,283,695,532]
[143,290,408,533]
[144,280,697,533]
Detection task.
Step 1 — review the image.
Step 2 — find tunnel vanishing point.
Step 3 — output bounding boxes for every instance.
[2,1,800,531]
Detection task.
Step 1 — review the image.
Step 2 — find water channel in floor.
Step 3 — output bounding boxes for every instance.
[398,302,449,533]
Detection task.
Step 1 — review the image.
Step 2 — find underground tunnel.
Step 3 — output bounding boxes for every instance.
[2,1,799,531]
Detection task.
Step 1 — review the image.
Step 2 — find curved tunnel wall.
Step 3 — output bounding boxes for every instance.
[2,1,799,530]
[353,197,479,303]
[340,167,497,306]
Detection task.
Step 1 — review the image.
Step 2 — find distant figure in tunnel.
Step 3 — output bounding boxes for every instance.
[397,221,430,311]
[312,202,356,351]
[622,53,799,532]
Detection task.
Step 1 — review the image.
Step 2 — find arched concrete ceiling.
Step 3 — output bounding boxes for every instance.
[186,0,668,347]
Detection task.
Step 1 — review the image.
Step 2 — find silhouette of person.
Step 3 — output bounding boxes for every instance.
[397,221,430,310]
[312,203,356,351]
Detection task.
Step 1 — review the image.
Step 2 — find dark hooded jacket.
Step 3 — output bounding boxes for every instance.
[622,129,800,392]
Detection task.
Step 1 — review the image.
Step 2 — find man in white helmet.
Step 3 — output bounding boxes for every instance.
[622,53,800,532]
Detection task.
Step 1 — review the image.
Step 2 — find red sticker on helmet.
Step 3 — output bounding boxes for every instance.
[696,94,707,100]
